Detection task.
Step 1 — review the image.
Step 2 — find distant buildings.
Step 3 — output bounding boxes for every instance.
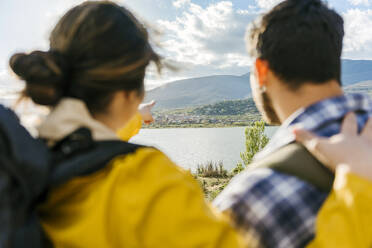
[150,112,257,128]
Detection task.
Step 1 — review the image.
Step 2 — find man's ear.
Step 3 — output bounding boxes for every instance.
[255,58,269,87]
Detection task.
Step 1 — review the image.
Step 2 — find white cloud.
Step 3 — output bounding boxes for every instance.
[157,1,256,79]
[0,69,6,78]
[348,0,370,6]
[343,9,372,59]
[255,0,284,9]
[219,53,252,68]
[173,0,191,8]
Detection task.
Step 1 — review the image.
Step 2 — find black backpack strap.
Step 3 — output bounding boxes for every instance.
[48,127,144,188]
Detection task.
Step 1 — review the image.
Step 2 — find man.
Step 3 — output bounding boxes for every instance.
[214,0,372,247]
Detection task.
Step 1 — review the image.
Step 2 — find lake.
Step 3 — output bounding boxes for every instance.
[131,127,278,171]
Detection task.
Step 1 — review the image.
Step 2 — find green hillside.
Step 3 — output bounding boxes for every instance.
[191,98,258,116]
[150,98,260,128]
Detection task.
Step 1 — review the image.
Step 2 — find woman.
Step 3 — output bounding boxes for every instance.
[294,113,372,248]
[10,2,245,247]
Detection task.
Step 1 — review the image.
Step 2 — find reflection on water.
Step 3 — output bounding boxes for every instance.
[131,127,278,171]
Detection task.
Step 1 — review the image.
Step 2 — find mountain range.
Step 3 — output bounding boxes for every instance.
[146,74,251,109]
[147,59,372,110]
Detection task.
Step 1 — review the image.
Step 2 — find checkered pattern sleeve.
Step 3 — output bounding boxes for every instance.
[213,168,327,248]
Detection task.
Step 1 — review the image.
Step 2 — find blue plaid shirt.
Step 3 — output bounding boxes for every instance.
[213,93,372,248]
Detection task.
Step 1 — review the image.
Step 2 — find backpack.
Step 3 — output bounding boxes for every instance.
[251,143,334,193]
[0,104,143,248]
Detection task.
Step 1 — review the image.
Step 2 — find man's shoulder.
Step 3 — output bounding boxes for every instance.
[254,143,334,192]
[214,143,333,210]
[214,168,327,248]
[214,167,323,212]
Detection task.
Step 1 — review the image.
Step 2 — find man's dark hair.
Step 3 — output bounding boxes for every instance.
[248,0,344,89]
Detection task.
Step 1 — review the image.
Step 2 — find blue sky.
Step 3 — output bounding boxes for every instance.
[1,0,372,89]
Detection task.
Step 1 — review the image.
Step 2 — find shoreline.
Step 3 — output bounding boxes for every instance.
[143,124,275,129]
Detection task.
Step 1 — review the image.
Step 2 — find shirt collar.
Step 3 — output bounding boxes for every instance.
[254,93,372,161]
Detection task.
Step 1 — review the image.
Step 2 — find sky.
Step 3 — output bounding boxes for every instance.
[1,0,372,90]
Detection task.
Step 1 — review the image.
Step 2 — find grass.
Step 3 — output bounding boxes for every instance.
[194,161,234,200]
[196,176,231,201]
[196,161,228,178]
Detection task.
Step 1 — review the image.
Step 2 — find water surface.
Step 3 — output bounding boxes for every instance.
[131,127,278,171]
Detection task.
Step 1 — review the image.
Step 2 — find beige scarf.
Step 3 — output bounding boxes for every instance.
[38,98,119,144]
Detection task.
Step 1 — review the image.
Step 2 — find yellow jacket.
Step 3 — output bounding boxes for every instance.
[38,99,246,248]
[308,168,372,248]
[117,112,142,141]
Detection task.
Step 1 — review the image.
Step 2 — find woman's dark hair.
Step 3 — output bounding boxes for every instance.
[9,1,161,113]
[247,0,344,89]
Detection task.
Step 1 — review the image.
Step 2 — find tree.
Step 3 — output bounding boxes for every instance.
[233,121,269,174]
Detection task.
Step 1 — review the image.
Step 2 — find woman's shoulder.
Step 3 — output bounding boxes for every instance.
[109,146,193,184]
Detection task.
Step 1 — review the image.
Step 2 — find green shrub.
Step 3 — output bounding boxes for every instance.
[233,121,269,174]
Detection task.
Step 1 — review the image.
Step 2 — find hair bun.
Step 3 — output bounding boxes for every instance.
[9,50,70,106]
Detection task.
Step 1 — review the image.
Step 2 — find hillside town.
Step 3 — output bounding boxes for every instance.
[149,112,260,128]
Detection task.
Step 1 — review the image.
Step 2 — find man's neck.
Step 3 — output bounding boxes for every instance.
[272,80,344,123]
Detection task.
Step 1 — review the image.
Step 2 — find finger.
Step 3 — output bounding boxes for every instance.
[340,112,358,135]
[293,128,319,145]
[149,100,156,107]
[361,117,372,141]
